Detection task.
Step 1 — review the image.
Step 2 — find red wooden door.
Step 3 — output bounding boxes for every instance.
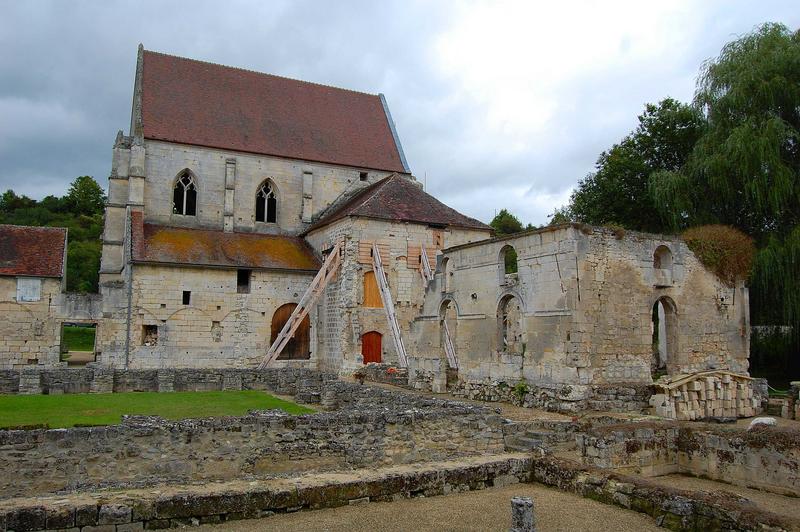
[361,331,382,363]
[271,303,310,360]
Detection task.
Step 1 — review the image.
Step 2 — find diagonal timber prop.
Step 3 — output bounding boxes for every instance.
[372,242,409,367]
[419,243,434,284]
[258,241,342,369]
[442,316,458,369]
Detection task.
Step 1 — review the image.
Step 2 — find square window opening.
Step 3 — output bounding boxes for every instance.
[237,269,252,294]
[182,291,191,305]
[142,325,158,346]
[359,171,368,181]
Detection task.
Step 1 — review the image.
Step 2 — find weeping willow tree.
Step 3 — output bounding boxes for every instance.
[650,23,800,374]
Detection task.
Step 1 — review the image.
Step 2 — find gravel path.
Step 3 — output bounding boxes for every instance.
[197,482,661,532]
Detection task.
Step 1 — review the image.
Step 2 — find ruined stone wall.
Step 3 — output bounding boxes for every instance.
[305,218,489,375]
[0,277,64,369]
[578,229,749,381]
[0,379,504,498]
[0,367,328,396]
[141,140,401,234]
[578,423,800,496]
[99,264,316,368]
[411,224,749,410]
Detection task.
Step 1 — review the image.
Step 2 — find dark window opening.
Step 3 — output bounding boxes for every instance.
[182,291,191,305]
[173,171,197,216]
[237,269,252,294]
[256,181,277,223]
[142,325,158,346]
[359,171,368,181]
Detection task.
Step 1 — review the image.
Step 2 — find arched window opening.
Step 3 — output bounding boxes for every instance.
[256,180,277,223]
[498,245,518,285]
[651,297,677,377]
[440,257,451,293]
[498,295,523,354]
[363,271,382,308]
[653,245,673,270]
[653,245,674,287]
[361,331,382,364]
[173,171,197,216]
[271,303,310,360]
[440,299,457,365]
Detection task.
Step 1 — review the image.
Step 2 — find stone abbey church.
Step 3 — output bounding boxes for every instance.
[0,46,751,406]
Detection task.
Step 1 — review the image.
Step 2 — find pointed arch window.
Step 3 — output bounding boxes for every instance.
[173,171,197,216]
[256,180,277,223]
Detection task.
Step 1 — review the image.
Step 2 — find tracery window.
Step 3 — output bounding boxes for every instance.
[256,180,277,223]
[173,171,197,216]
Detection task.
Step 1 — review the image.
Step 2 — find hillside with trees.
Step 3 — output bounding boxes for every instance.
[0,176,105,293]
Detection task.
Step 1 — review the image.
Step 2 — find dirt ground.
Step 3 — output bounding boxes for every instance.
[197,482,662,532]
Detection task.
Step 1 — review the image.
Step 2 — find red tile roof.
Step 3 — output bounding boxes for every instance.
[130,212,320,271]
[0,224,67,278]
[140,50,408,173]
[306,174,491,233]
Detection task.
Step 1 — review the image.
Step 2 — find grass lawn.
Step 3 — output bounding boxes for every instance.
[61,325,96,352]
[0,390,314,429]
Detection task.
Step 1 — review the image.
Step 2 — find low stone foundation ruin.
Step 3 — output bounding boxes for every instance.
[578,423,800,496]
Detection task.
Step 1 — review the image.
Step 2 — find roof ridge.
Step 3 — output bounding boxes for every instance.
[143,49,382,99]
[0,223,66,231]
[354,174,399,211]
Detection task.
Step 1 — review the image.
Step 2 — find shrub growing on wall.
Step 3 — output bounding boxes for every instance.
[681,225,755,286]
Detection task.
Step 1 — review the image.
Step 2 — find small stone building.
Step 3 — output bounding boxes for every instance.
[0,225,67,368]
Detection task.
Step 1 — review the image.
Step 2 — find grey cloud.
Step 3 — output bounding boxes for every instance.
[0,0,797,227]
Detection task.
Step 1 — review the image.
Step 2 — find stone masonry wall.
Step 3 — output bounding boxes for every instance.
[0,277,64,369]
[304,217,489,375]
[0,392,504,498]
[0,367,329,396]
[578,423,800,496]
[100,264,316,368]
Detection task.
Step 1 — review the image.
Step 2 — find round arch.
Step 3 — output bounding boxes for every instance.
[271,303,310,360]
[651,295,678,373]
[497,293,524,355]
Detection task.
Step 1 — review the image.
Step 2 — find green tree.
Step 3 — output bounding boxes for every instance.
[0,176,105,293]
[489,209,525,235]
[649,23,800,373]
[65,176,106,215]
[567,98,704,232]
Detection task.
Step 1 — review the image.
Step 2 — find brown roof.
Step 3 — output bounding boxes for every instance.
[306,174,491,234]
[130,213,320,271]
[0,224,67,278]
[140,50,408,173]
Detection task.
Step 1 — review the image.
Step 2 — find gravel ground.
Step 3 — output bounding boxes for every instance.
[196,482,661,532]
[650,474,800,521]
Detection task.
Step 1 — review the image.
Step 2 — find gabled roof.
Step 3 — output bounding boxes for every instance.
[138,49,409,173]
[130,212,320,272]
[305,174,491,234]
[0,224,67,278]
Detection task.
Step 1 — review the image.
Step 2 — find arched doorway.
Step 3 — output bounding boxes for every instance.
[440,299,457,367]
[651,296,677,373]
[271,303,310,360]
[361,331,382,363]
[498,294,523,354]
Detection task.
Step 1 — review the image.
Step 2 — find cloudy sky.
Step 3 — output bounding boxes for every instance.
[1,1,797,226]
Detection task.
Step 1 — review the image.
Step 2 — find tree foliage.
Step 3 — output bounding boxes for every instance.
[489,209,525,235]
[565,98,705,232]
[0,176,105,293]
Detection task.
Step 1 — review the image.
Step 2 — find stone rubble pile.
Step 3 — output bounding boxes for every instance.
[649,371,760,420]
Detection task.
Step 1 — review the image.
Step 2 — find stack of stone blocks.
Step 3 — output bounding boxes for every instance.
[649,371,760,420]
